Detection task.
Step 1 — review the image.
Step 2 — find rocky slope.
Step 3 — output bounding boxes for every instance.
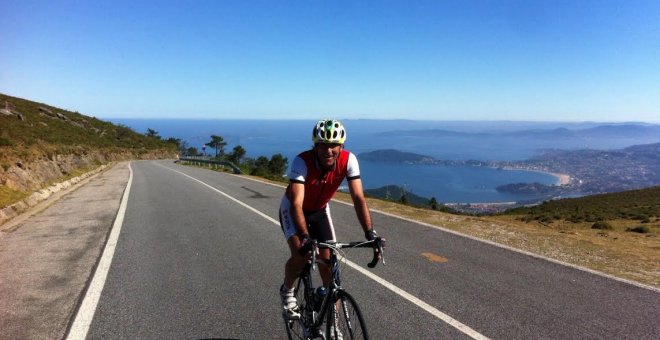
[1,149,171,193]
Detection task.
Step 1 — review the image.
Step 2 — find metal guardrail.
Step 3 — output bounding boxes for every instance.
[178,156,242,174]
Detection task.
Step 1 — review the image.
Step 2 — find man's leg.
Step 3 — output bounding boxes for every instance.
[284,234,308,288]
[318,248,332,286]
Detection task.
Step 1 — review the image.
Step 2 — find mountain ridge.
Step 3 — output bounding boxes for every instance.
[376,124,660,139]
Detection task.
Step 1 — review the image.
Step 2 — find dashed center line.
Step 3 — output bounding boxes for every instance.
[422,252,449,263]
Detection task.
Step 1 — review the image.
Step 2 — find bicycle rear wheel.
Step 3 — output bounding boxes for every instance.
[326,291,368,340]
[284,279,310,340]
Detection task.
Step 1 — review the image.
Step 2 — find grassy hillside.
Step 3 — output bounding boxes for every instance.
[501,186,660,226]
[0,93,178,208]
[0,93,178,164]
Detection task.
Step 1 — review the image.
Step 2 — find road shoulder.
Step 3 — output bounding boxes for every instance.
[0,162,130,340]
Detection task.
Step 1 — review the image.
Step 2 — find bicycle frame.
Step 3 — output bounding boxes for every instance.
[293,245,341,336]
[291,238,384,338]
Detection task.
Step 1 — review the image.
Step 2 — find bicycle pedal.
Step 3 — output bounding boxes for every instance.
[282,309,301,320]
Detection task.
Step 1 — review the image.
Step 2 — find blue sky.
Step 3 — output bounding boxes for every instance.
[1,0,658,122]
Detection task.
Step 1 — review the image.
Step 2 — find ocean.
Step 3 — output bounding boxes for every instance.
[110,119,659,203]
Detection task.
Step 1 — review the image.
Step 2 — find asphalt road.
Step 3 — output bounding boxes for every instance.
[5,160,657,339]
[77,160,658,339]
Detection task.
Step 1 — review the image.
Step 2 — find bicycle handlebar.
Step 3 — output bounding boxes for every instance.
[299,237,386,268]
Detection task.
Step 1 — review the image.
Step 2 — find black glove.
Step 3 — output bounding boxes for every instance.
[298,234,312,255]
[365,229,378,241]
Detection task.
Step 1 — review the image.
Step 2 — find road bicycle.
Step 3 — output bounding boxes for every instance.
[283,237,386,340]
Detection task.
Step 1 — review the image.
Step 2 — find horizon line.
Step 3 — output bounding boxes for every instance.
[102,117,660,125]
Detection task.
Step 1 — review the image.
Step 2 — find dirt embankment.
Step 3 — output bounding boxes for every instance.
[0,149,175,225]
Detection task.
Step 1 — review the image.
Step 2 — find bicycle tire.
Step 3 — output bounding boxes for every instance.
[326,291,369,340]
[284,278,310,340]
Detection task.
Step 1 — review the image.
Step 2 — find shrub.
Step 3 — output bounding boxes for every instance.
[591,221,613,230]
[568,216,583,223]
[0,137,13,146]
[626,226,650,234]
[540,216,553,223]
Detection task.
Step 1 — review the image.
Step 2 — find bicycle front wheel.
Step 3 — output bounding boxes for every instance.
[326,291,368,340]
[284,318,307,340]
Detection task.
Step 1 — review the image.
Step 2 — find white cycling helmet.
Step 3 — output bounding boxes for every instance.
[312,119,347,144]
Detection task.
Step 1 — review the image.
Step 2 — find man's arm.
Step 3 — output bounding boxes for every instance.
[289,182,309,237]
[347,178,373,234]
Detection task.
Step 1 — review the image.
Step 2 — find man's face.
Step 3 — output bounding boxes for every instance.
[314,143,342,168]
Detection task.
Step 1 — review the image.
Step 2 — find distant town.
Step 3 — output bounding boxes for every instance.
[495,142,659,194]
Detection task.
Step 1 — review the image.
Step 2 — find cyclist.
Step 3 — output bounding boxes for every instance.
[279,119,379,319]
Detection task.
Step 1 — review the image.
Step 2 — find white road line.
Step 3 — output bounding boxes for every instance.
[66,163,133,340]
[344,258,488,340]
[160,164,490,340]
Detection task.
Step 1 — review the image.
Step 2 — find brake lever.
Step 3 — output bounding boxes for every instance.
[380,239,386,266]
[311,240,318,271]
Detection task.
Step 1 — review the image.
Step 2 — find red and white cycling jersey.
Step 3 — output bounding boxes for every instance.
[285,149,361,211]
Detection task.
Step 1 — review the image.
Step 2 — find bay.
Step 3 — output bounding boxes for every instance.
[358,161,556,204]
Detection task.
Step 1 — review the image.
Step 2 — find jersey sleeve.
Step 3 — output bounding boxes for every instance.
[288,156,307,183]
[346,152,361,181]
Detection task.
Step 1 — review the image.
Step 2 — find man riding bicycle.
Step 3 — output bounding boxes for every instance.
[279,119,379,319]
